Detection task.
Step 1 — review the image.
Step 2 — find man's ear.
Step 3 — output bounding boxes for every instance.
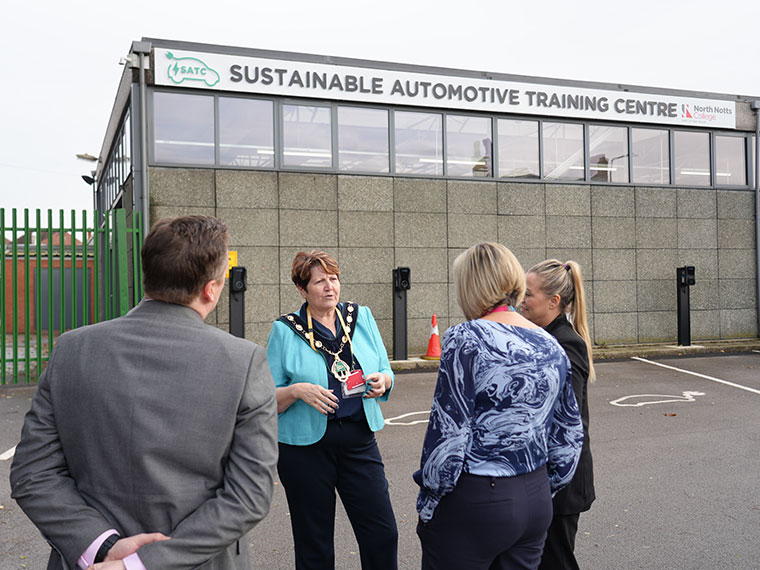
[202,279,219,303]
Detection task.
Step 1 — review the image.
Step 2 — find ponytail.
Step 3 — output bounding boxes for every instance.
[565,261,595,382]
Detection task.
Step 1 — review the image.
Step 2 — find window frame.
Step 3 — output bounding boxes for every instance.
[335,104,391,174]
[392,108,445,178]
[217,95,276,169]
[713,132,749,188]
[444,113,494,178]
[541,119,586,182]
[631,126,672,186]
[279,100,335,171]
[673,129,712,187]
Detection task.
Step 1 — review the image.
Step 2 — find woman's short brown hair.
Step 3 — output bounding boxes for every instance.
[453,242,525,321]
[291,250,340,290]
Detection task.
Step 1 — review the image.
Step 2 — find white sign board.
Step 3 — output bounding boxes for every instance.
[154,48,736,129]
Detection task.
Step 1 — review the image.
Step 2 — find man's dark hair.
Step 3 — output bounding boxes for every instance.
[142,215,229,305]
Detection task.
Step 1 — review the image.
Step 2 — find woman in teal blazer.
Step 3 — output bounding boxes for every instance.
[266,250,397,570]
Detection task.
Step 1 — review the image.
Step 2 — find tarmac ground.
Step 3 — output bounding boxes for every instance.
[1,342,759,569]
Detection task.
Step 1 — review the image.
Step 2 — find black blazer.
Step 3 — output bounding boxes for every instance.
[545,314,596,514]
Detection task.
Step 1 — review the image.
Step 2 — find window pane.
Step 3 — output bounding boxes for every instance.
[497,119,539,178]
[394,111,442,175]
[153,92,214,164]
[715,135,746,186]
[338,107,389,173]
[674,131,710,186]
[282,105,332,168]
[632,128,670,184]
[116,135,123,186]
[446,115,492,177]
[542,122,584,181]
[219,98,274,168]
[589,125,629,183]
[124,111,131,177]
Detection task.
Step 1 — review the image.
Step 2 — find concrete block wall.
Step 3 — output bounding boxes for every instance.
[148,167,758,352]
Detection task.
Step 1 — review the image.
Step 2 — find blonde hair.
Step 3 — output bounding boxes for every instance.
[454,242,525,321]
[528,260,595,381]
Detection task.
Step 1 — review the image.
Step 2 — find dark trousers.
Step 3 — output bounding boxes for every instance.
[417,468,553,570]
[538,513,580,570]
[277,419,398,570]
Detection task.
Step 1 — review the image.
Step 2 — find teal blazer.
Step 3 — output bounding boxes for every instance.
[266,305,394,445]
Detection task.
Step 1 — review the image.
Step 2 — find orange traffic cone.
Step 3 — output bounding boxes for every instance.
[421,313,441,360]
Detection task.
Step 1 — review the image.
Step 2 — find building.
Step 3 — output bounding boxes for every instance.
[92,38,760,352]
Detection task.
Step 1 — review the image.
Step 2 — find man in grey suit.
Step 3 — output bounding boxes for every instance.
[10,215,278,570]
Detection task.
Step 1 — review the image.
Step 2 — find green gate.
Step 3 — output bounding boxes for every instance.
[1,208,143,385]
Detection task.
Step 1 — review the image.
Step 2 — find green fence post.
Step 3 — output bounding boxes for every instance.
[58,210,65,335]
[115,209,129,316]
[137,212,145,299]
[23,209,30,383]
[70,210,76,331]
[93,212,100,324]
[82,211,88,325]
[47,210,53,365]
[104,213,111,321]
[1,208,6,384]
[131,211,141,307]
[12,209,18,383]
[35,209,42,381]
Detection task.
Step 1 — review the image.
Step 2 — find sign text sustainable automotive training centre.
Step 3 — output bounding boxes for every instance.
[156,49,736,129]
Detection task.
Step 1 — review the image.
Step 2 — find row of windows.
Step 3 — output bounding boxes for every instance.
[98,111,132,210]
[150,91,752,187]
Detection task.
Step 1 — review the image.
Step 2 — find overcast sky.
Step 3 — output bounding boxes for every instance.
[2,0,760,223]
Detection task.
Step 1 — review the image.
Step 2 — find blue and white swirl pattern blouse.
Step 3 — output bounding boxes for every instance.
[415,320,583,522]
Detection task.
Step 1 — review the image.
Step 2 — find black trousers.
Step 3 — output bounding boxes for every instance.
[417,468,553,570]
[537,513,580,570]
[277,419,398,570]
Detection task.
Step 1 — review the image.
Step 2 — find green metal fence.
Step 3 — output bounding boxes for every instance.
[1,208,143,385]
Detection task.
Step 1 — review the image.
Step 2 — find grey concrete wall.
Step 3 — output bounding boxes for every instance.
[148,167,758,352]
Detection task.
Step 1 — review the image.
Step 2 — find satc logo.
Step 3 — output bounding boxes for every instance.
[166,52,220,87]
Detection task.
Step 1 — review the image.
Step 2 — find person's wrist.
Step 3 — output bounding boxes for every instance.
[94,533,119,563]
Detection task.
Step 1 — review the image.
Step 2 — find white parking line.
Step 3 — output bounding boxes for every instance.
[631,357,760,395]
[610,391,705,407]
[0,446,16,461]
[385,411,430,426]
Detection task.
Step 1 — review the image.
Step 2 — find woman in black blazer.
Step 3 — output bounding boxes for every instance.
[521,260,596,570]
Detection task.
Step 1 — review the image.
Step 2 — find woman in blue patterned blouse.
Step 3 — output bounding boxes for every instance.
[414,242,584,570]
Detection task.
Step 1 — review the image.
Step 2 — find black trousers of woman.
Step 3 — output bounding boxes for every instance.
[417,467,552,570]
[537,513,580,570]
[277,418,398,570]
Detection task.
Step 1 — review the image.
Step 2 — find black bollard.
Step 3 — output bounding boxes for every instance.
[229,266,247,338]
[676,266,695,346]
[392,267,411,360]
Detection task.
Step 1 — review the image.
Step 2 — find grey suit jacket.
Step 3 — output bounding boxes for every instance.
[10,300,278,570]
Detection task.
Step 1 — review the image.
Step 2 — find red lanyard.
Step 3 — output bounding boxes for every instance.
[483,305,515,317]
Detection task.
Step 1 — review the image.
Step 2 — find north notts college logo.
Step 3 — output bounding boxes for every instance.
[681,103,727,124]
[166,52,220,87]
